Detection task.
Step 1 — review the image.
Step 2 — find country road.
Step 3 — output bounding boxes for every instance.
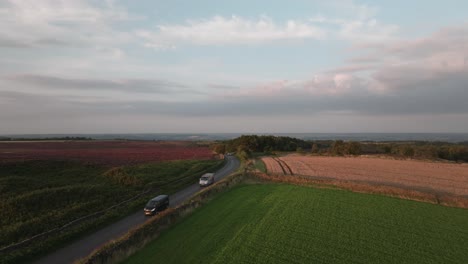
[34,156,240,264]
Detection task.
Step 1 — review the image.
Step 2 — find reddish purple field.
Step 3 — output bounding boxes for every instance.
[0,141,214,165]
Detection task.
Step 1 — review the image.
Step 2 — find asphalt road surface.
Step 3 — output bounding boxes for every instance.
[34,156,240,264]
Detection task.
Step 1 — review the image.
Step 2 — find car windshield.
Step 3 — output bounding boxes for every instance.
[201,176,209,180]
[146,201,157,207]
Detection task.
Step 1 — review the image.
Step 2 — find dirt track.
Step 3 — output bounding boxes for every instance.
[262,155,468,196]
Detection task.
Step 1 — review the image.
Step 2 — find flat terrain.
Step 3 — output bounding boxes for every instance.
[262,156,468,196]
[33,156,240,264]
[0,141,213,165]
[0,159,221,247]
[124,184,468,264]
[0,151,222,264]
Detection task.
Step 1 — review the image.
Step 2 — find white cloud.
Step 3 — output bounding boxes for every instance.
[207,23,468,115]
[136,15,326,49]
[338,19,398,42]
[135,1,396,50]
[0,0,135,48]
[309,1,398,43]
[1,1,467,133]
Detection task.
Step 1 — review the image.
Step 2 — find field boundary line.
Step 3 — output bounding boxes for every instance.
[252,172,468,209]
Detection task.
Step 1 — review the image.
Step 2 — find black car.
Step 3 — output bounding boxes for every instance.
[144,195,169,216]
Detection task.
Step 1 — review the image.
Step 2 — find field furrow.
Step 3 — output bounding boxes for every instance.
[263,155,468,196]
[276,158,294,175]
[262,157,285,175]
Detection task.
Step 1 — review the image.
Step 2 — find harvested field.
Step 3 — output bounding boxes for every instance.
[262,156,468,196]
[0,141,214,165]
[262,157,285,174]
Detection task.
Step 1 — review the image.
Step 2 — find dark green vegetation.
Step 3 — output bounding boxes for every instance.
[212,135,311,161]
[0,159,222,263]
[313,140,468,161]
[225,135,310,152]
[124,184,468,264]
[212,135,468,162]
[252,159,266,173]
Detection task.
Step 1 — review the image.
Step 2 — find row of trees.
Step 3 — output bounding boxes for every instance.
[317,140,362,155]
[225,135,310,153]
[386,144,468,161]
[212,135,468,162]
[310,141,468,162]
[212,135,310,161]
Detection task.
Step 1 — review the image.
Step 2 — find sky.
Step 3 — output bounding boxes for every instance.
[1,0,468,134]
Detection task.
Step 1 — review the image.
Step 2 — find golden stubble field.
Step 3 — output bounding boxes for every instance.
[262,155,468,196]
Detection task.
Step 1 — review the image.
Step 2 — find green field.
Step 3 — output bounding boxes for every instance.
[125,184,468,264]
[0,159,222,262]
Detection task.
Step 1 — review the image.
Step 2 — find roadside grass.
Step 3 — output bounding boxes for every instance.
[123,184,468,264]
[0,159,222,264]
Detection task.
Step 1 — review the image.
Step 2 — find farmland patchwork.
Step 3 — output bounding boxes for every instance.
[0,141,214,165]
[262,156,468,196]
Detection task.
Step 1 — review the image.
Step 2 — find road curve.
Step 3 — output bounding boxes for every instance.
[34,156,240,264]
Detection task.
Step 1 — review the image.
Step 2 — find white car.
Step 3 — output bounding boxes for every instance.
[199,173,215,187]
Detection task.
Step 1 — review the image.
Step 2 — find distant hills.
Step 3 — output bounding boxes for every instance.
[1,133,467,143]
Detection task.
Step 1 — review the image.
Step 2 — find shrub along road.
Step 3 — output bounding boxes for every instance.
[33,156,240,264]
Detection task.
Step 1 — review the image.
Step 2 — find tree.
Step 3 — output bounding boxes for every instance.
[345,141,361,155]
[296,147,305,154]
[263,146,273,153]
[225,135,310,153]
[212,144,226,154]
[400,145,415,157]
[311,143,319,153]
[383,145,392,154]
[331,140,345,155]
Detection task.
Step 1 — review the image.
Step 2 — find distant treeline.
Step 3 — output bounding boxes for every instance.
[212,135,468,162]
[212,135,310,161]
[311,140,468,162]
[0,136,93,141]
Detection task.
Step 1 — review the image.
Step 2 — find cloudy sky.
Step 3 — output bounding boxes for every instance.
[1,0,468,134]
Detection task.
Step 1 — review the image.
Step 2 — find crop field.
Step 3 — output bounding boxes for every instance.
[0,141,214,165]
[262,156,468,196]
[124,184,468,264]
[0,157,222,263]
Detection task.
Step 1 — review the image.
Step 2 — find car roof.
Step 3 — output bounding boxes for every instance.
[151,195,169,201]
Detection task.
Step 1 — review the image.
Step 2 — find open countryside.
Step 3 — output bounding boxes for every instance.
[0,141,214,165]
[262,155,468,196]
[124,184,468,264]
[2,1,468,263]
[0,140,223,264]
